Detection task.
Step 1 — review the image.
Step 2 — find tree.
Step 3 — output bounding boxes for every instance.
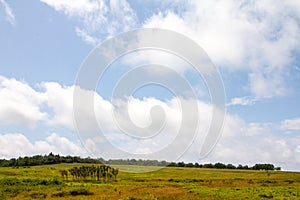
[214,162,226,169]
[275,166,281,171]
[226,164,236,169]
[177,162,185,167]
[252,164,274,170]
[59,170,68,180]
[203,163,214,168]
[185,163,194,168]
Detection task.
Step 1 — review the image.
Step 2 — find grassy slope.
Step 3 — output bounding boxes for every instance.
[0,163,299,199]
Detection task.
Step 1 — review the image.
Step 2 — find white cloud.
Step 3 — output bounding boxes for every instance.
[40,0,137,45]
[228,96,258,106]
[0,132,84,158]
[41,82,115,132]
[280,118,300,132]
[143,0,300,99]
[0,0,15,25]
[1,75,299,170]
[183,115,300,171]
[101,97,211,155]
[75,27,98,45]
[120,49,190,75]
[41,82,75,129]
[40,0,100,17]
[39,0,300,100]
[248,70,289,98]
[0,76,47,128]
[45,132,84,155]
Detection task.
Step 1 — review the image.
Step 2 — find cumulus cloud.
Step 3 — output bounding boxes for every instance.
[280,118,300,132]
[0,132,84,158]
[0,75,299,170]
[184,116,300,171]
[143,0,300,99]
[41,82,75,129]
[40,0,137,45]
[39,0,300,100]
[0,0,15,25]
[0,76,47,128]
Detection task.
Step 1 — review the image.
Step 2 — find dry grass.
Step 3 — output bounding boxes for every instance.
[0,164,299,199]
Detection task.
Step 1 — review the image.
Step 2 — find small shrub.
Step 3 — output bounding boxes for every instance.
[29,192,47,199]
[284,180,294,184]
[185,179,204,183]
[234,177,244,180]
[135,179,146,182]
[49,177,62,185]
[248,179,254,184]
[69,188,93,196]
[3,188,20,197]
[168,178,180,183]
[258,193,273,198]
[51,192,67,197]
[1,178,21,186]
[51,188,93,197]
[258,179,277,184]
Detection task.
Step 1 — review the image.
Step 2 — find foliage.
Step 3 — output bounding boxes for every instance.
[0,152,103,167]
[66,165,119,182]
[52,188,93,197]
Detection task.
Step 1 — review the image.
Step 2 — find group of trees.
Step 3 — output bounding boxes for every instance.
[0,153,103,167]
[60,165,118,182]
[0,153,281,171]
[106,159,168,166]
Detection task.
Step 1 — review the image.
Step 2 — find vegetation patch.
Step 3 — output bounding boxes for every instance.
[0,163,299,200]
[234,177,244,180]
[28,192,47,199]
[258,179,277,184]
[284,179,294,184]
[258,193,274,198]
[52,188,93,197]
[168,178,204,183]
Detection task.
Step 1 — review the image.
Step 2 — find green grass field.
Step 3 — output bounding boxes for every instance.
[0,164,299,199]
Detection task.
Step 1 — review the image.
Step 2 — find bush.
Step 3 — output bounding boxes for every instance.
[258,193,273,198]
[69,188,93,196]
[29,192,47,199]
[284,180,294,184]
[51,192,67,197]
[1,178,20,186]
[22,178,62,186]
[52,188,93,197]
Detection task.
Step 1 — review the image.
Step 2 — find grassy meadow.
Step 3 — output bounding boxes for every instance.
[0,163,299,199]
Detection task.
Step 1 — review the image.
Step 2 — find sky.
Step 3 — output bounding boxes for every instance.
[0,0,300,171]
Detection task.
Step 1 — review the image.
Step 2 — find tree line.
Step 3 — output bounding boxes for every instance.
[0,152,103,167]
[167,162,281,171]
[0,153,281,171]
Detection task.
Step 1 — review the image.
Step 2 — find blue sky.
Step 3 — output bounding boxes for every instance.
[0,0,300,171]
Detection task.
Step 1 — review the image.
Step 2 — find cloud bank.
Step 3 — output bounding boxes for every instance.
[0,75,299,170]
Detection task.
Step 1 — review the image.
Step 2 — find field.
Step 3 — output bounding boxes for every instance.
[0,164,299,199]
